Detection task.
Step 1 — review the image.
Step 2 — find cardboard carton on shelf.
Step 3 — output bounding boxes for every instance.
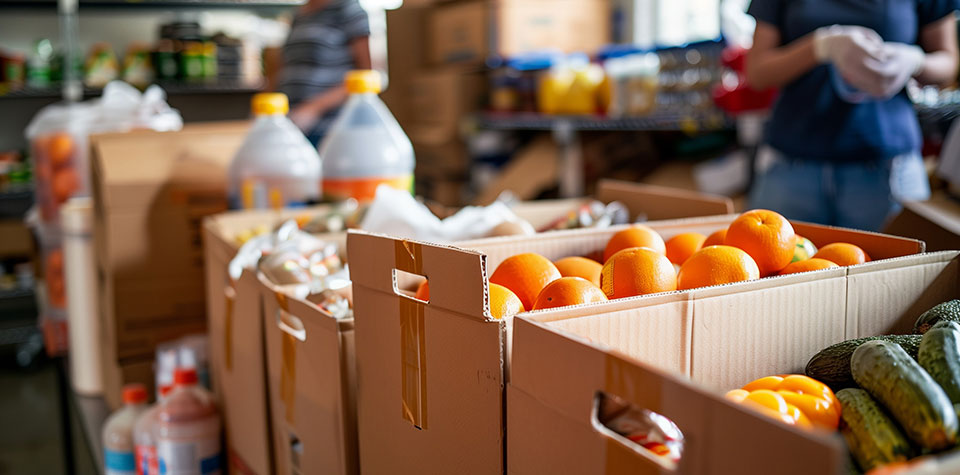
[884,192,960,252]
[427,0,611,67]
[90,121,249,408]
[202,179,732,474]
[346,216,925,474]
[509,249,960,474]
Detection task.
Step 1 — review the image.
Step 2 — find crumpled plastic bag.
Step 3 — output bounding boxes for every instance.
[359,185,535,242]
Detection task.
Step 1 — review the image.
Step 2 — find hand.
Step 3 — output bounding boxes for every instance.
[289,101,322,131]
[859,43,926,98]
[813,25,889,94]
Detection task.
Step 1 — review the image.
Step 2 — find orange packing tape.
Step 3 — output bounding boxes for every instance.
[396,240,428,429]
[276,291,298,424]
[224,285,236,371]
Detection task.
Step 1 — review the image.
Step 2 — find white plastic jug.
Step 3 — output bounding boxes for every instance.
[228,92,321,209]
[103,384,150,475]
[156,369,221,475]
[317,70,415,202]
[133,385,172,475]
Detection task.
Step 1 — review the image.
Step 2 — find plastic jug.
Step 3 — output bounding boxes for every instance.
[133,385,172,475]
[156,369,221,475]
[228,92,321,209]
[317,70,415,202]
[103,384,150,475]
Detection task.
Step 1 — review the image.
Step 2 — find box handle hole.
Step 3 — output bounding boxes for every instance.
[276,309,306,342]
[591,391,684,471]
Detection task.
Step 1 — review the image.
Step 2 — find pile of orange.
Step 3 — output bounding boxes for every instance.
[485,209,874,314]
[32,132,80,221]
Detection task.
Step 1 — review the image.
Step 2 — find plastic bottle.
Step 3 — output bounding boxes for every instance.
[228,92,321,209]
[317,70,415,202]
[133,385,172,475]
[103,384,150,475]
[156,368,221,475]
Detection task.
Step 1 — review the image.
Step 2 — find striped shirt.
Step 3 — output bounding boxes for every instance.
[278,0,370,137]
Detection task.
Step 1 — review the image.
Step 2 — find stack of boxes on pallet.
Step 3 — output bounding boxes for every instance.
[382,0,610,205]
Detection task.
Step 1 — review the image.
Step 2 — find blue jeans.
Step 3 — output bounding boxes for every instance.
[748,148,930,231]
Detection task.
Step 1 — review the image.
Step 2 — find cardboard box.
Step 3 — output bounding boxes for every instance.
[407,69,486,146]
[347,216,924,474]
[91,122,249,407]
[383,7,429,127]
[509,249,960,474]
[884,192,960,252]
[428,0,611,66]
[259,273,358,475]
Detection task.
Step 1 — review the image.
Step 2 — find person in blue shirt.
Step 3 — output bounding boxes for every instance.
[745,0,959,230]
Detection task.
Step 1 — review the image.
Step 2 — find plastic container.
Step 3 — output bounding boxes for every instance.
[156,368,221,475]
[103,384,150,475]
[62,197,102,395]
[228,92,321,209]
[133,385,172,475]
[317,70,415,202]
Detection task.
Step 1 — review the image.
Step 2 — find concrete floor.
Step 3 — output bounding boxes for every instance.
[0,360,96,475]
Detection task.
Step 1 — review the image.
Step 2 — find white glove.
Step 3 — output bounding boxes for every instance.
[858,42,926,98]
[813,25,888,94]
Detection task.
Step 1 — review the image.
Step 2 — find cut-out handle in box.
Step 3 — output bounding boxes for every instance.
[346,230,488,320]
[276,308,307,342]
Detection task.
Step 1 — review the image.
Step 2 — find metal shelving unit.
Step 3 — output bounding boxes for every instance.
[0,80,264,100]
[0,0,304,9]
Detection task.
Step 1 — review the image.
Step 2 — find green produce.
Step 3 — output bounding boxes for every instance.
[836,388,913,472]
[914,300,960,334]
[805,335,922,389]
[919,321,960,404]
[851,340,958,451]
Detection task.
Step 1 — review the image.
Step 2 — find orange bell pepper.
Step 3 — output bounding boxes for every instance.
[727,374,839,430]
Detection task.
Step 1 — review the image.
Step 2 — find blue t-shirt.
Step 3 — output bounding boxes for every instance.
[747,0,958,161]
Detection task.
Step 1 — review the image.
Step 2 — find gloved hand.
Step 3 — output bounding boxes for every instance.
[859,42,926,98]
[813,25,888,94]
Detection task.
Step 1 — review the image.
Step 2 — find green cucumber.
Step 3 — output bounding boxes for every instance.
[914,300,960,334]
[919,321,960,404]
[851,340,959,450]
[805,335,922,389]
[836,388,913,472]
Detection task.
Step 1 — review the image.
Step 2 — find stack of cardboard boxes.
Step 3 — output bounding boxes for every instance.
[382,0,611,205]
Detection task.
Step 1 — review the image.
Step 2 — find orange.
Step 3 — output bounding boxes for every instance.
[48,132,75,168]
[553,256,602,286]
[778,258,839,275]
[490,253,561,310]
[488,283,525,319]
[665,232,707,266]
[532,277,607,310]
[724,209,795,276]
[677,245,760,290]
[52,168,79,203]
[414,280,430,301]
[703,228,727,247]
[603,224,666,262]
[814,243,871,267]
[600,247,677,299]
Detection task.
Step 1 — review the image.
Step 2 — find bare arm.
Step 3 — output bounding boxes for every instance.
[745,21,820,89]
[915,14,959,87]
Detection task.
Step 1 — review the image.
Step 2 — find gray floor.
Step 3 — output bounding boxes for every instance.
[0,360,97,475]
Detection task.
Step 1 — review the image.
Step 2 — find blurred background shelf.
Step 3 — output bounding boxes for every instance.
[0,80,263,100]
[0,0,305,10]
[476,112,734,132]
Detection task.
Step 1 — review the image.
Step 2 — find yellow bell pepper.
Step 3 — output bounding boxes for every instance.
[726,374,839,430]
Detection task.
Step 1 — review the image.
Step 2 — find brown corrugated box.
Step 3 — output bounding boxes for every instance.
[346,216,925,474]
[428,0,611,66]
[203,180,732,473]
[91,122,249,408]
[509,249,960,474]
[884,192,960,252]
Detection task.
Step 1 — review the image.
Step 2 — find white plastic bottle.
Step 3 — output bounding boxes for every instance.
[228,92,321,209]
[156,368,221,475]
[103,384,150,475]
[318,70,415,202]
[133,385,172,475]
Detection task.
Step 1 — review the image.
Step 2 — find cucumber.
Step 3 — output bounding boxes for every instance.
[836,388,913,472]
[805,335,922,389]
[919,321,960,404]
[914,300,960,334]
[851,340,959,451]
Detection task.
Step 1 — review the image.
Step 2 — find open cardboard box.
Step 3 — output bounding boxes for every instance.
[347,215,925,474]
[509,249,960,474]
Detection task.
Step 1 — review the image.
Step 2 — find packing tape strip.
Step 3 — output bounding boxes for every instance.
[396,240,428,429]
[276,291,298,424]
[224,285,235,371]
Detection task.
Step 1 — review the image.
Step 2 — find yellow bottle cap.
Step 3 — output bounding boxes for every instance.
[251,92,289,115]
[344,70,382,94]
